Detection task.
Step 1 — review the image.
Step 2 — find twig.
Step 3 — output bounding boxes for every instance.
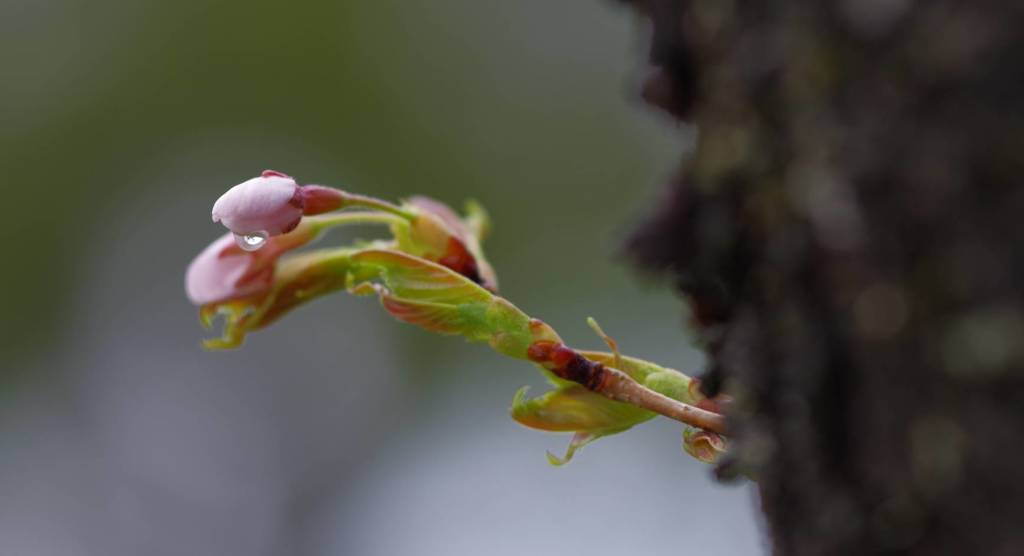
[598,366,727,433]
[527,339,727,434]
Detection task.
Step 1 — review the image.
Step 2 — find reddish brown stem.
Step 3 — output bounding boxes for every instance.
[527,340,727,434]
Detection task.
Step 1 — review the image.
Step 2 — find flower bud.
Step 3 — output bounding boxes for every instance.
[406,196,498,291]
[211,170,303,236]
[185,234,275,305]
[185,219,320,306]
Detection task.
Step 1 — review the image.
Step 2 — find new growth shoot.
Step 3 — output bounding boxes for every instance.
[185,170,729,465]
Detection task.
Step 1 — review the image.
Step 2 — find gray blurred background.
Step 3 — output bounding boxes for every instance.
[0,0,763,554]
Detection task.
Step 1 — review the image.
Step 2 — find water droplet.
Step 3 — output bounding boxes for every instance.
[234,231,268,251]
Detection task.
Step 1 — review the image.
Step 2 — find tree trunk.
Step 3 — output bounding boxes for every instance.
[621,1,1024,554]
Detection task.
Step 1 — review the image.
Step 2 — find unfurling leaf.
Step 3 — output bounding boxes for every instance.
[347,249,558,358]
[546,433,597,466]
[511,385,653,432]
[512,385,654,465]
[683,427,728,464]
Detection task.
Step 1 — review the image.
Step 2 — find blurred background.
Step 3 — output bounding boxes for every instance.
[0,1,763,554]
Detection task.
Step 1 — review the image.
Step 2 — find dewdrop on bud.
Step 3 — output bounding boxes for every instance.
[234,231,268,251]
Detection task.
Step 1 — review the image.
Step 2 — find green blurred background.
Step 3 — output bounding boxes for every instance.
[0,1,761,554]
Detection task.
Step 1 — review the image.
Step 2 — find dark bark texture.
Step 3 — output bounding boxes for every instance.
[620,1,1024,554]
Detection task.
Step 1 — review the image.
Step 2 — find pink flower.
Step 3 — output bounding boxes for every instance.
[185,221,319,306]
[185,234,273,305]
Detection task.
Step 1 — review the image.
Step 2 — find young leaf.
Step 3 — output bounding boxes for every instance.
[511,385,654,466]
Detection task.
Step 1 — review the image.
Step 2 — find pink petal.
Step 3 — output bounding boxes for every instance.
[184,234,273,305]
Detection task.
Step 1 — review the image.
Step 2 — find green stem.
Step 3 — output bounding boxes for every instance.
[340,192,417,220]
[306,211,407,231]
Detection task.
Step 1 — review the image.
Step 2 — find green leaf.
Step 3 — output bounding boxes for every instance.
[511,385,655,464]
[511,385,653,432]
[348,249,557,357]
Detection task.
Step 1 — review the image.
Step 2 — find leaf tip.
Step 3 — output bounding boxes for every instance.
[546,450,569,467]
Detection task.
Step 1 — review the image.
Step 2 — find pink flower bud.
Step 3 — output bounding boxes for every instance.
[406,196,499,291]
[185,234,275,305]
[211,170,303,237]
[185,220,320,305]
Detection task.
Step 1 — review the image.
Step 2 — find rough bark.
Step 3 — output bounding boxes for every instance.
[620,1,1024,554]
